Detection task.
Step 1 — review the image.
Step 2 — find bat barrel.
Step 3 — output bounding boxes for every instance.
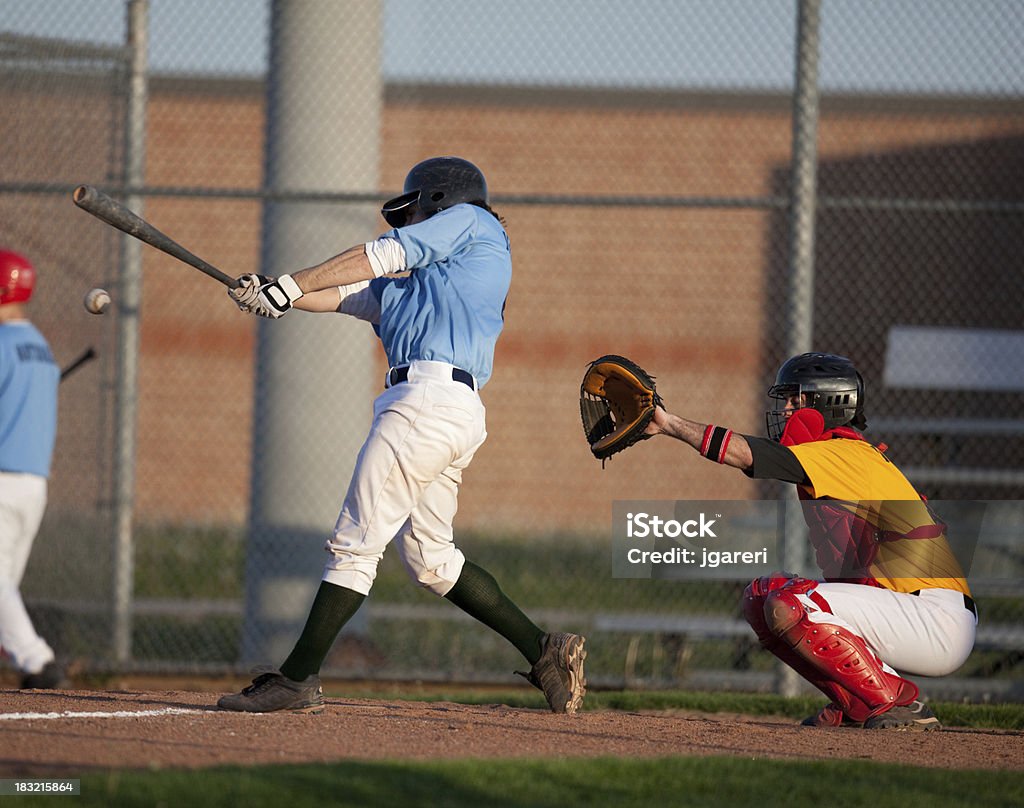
[72,185,240,289]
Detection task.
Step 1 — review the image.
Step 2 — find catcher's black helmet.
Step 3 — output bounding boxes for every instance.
[381,156,489,227]
[765,352,866,441]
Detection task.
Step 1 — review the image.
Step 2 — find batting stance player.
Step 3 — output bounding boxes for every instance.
[0,250,66,689]
[219,157,586,714]
[644,353,976,730]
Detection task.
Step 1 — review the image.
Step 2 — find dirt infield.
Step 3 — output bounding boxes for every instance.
[1,687,1022,775]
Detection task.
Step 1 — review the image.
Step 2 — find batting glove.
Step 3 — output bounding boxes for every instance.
[254,274,304,319]
[228,274,268,312]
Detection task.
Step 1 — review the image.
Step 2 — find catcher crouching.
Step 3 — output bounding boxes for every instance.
[580,352,976,731]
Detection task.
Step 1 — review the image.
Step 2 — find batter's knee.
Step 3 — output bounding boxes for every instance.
[407,568,457,596]
[400,548,467,597]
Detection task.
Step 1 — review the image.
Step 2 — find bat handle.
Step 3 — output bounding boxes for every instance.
[60,346,97,381]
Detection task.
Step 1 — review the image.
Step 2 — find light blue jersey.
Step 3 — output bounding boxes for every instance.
[369,204,511,388]
[0,322,59,477]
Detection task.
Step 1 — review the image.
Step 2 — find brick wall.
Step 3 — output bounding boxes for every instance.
[120,82,1024,529]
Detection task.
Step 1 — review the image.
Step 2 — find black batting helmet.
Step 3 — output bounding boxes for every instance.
[765,352,867,441]
[381,156,489,227]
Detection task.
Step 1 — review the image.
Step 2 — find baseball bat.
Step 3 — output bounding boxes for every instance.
[72,185,240,289]
[60,346,97,381]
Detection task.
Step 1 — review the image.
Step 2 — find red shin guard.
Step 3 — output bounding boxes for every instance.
[762,589,917,722]
[743,579,867,718]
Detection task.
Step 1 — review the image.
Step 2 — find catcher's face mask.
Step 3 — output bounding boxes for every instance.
[766,352,867,441]
[766,384,862,442]
[765,388,807,441]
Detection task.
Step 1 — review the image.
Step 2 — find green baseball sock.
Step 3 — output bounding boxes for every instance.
[444,560,545,665]
[279,581,366,681]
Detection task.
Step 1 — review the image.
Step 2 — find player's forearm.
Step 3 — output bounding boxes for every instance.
[290,245,375,293]
[654,411,754,470]
[292,287,342,313]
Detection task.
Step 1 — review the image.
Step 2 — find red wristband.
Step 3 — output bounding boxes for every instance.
[701,425,733,463]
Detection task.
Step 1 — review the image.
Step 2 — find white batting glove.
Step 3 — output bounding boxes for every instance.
[228,274,267,312]
[253,274,304,319]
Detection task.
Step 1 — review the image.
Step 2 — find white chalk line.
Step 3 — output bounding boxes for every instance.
[0,707,206,721]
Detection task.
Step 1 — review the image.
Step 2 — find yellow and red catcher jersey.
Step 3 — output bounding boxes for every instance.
[787,438,971,596]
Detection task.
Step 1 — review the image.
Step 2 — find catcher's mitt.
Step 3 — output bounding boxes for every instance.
[580,355,663,462]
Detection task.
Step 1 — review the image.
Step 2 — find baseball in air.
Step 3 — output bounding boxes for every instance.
[84,287,111,315]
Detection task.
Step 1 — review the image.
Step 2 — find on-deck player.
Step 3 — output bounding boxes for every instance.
[0,249,66,690]
[642,352,976,730]
[219,156,586,714]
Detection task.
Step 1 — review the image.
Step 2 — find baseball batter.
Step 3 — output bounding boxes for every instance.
[643,353,976,730]
[219,157,586,714]
[0,249,66,689]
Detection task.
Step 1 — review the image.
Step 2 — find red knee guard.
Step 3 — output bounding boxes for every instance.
[743,574,816,646]
[763,589,918,722]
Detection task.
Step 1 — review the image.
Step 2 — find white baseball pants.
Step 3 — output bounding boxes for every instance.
[0,472,56,674]
[805,583,977,677]
[322,360,487,596]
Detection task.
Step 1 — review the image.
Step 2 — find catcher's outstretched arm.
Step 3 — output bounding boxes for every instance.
[644,407,754,470]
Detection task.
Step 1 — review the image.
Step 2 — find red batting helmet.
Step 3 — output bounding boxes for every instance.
[0,249,36,305]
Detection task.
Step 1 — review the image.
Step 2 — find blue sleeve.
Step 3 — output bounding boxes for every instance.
[368,277,389,338]
[368,276,388,299]
[392,205,479,268]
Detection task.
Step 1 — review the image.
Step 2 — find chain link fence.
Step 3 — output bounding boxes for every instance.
[2,0,1022,699]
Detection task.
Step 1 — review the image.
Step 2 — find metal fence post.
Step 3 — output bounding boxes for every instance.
[112,0,148,666]
[241,0,381,666]
[777,0,822,699]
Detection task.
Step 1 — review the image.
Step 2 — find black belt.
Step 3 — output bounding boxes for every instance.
[910,589,977,617]
[387,365,475,390]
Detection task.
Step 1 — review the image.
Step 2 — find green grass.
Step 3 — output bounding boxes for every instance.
[134,523,246,600]
[19,756,1024,808]
[125,523,1024,620]
[127,524,753,610]
[32,521,1023,686]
